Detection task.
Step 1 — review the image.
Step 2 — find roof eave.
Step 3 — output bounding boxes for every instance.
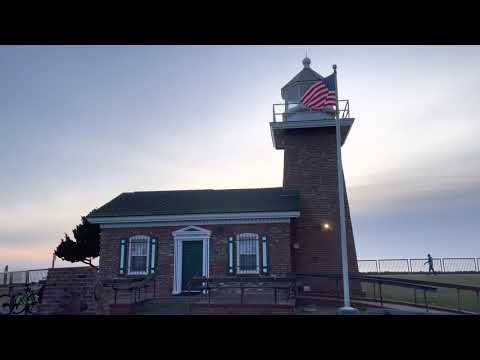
[87,210,301,225]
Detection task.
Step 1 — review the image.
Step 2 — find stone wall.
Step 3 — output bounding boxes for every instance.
[37,267,100,315]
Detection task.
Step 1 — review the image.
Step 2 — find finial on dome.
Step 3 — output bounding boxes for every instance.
[302,56,311,68]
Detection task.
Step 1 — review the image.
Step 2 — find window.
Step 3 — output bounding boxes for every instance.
[236,233,259,274]
[128,235,150,275]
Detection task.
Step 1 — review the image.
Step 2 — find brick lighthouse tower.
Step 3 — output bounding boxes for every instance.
[270,57,359,281]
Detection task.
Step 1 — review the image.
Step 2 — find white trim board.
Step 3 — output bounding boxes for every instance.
[98,217,293,229]
[88,211,300,228]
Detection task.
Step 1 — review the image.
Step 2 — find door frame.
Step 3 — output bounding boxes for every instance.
[172,226,211,294]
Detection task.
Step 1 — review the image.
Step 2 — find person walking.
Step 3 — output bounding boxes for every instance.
[424,254,436,274]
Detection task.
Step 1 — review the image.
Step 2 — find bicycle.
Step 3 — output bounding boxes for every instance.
[0,284,43,315]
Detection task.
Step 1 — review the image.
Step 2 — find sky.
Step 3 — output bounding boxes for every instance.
[1,45,480,271]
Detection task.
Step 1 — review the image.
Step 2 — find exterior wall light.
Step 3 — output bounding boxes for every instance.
[322,223,331,231]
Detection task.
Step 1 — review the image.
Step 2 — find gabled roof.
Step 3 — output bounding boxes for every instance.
[87,187,300,218]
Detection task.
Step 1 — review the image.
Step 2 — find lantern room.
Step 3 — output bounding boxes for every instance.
[270,57,355,149]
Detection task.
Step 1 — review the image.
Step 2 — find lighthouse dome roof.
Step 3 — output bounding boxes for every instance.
[281,57,324,101]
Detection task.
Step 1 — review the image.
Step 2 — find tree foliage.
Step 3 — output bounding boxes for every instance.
[54,217,100,267]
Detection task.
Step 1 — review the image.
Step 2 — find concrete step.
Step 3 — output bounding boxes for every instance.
[133,295,200,314]
[135,301,191,315]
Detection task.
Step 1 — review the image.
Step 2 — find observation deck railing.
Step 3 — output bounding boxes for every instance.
[272,100,350,122]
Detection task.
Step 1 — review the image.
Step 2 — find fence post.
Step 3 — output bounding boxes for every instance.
[25,271,30,285]
[457,289,461,311]
[424,290,429,313]
[9,272,13,285]
[375,260,379,273]
[442,258,445,273]
[378,261,381,273]
[407,259,412,273]
[379,283,383,307]
[3,265,7,284]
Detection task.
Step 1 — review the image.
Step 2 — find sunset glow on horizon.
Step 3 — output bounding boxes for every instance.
[1,45,480,270]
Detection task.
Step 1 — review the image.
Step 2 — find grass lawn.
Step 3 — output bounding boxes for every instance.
[361,274,480,313]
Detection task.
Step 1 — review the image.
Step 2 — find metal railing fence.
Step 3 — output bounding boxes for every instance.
[358,257,480,273]
[188,276,297,305]
[272,100,350,122]
[0,269,49,286]
[296,272,480,314]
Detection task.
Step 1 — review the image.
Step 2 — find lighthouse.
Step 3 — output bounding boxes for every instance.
[270,57,359,288]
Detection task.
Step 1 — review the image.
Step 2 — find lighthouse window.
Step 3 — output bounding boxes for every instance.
[236,233,260,274]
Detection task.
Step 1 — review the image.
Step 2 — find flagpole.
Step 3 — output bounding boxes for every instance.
[333,64,358,314]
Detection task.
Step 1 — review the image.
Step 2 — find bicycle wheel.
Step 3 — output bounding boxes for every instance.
[10,295,26,315]
[0,295,12,315]
[25,294,41,315]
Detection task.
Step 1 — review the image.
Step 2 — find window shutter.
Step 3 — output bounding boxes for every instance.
[227,235,235,274]
[149,237,157,274]
[119,239,126,275]
[261,234,269,274]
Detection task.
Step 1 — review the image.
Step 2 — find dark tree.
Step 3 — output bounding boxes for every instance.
[54,217,100,267]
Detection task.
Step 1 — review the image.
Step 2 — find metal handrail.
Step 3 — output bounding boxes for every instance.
[272,100,350,122]
[296,272,438,312]
[108,269,157,305]
[189,276,296,305]
[363,275,480,312]
[297,272,480,314]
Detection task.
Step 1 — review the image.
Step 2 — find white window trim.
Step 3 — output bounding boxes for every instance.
[172,226,210,295]
[236,233,260,274]
[127,235,150,275]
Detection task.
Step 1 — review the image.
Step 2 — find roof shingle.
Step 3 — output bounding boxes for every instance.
[87,187,299,218]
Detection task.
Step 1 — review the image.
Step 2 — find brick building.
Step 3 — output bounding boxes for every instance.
[87,57,359,306]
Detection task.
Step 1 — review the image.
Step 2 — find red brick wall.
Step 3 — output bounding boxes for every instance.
[38,267,99,315]
[282,127,359,275]
[99,223,292,297]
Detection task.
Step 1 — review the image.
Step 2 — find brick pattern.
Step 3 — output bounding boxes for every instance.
[99,223,292,301]
[282,127,359,275]
[37,267,99,315]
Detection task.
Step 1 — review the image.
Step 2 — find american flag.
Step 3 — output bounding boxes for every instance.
[299,73,337,111]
